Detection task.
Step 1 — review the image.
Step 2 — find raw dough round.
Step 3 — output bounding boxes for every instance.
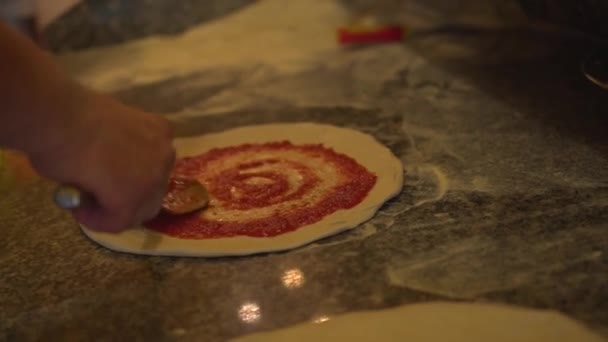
[81,123,403,256]
[230,302,605,342]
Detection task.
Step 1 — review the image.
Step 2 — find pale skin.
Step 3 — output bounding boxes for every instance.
[0,22,176,232]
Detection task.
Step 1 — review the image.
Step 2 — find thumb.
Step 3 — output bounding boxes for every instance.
[72,206,130,233]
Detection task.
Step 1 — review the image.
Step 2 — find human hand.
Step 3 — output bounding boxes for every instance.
[30,94,176,232]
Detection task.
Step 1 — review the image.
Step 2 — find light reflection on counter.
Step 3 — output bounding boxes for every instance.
[312,315,330,324]
[238,302,261,324]
[281,268,305,289]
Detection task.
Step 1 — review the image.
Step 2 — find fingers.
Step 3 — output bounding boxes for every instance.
[73,200,155,233]
[72,206,128,233]
[133,145,176,223]
[132,188,164,225]
[75,146,176,233]
[73,192,162,233]
[62,111,177,233]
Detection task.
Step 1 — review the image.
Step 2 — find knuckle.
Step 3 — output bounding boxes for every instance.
[119,216,136,230]
[112,205,137,230]
[143,205,162,222]
[135,200,162,224]
[166,122,175,139]
[169,146,177,162]
[158,117,174,139]
[166,149,177,172]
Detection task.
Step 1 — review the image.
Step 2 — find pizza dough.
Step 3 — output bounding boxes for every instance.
[81,123,403,256]
[230,302,605,342]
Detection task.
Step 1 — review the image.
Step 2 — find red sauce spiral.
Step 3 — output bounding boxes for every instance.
[210,159,319,209]
[145,141,377,239]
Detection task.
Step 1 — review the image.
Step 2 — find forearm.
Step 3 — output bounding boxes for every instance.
[0,22,92,159]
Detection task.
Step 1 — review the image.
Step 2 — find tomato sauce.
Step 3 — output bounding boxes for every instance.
[145,142,377,238]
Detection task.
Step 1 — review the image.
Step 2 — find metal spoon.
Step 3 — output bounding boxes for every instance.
[54,178,209,215]
[582,48,608,90]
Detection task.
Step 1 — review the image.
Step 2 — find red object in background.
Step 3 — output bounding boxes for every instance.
[338,25,403,45]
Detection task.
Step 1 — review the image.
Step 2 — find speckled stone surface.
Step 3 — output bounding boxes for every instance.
[44,0,253,52]
[2,1,608,341]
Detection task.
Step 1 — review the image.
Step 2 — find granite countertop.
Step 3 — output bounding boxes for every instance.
[1,1,608,341]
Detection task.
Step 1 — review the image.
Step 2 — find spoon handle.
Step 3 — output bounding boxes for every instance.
[54,185,90,209]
